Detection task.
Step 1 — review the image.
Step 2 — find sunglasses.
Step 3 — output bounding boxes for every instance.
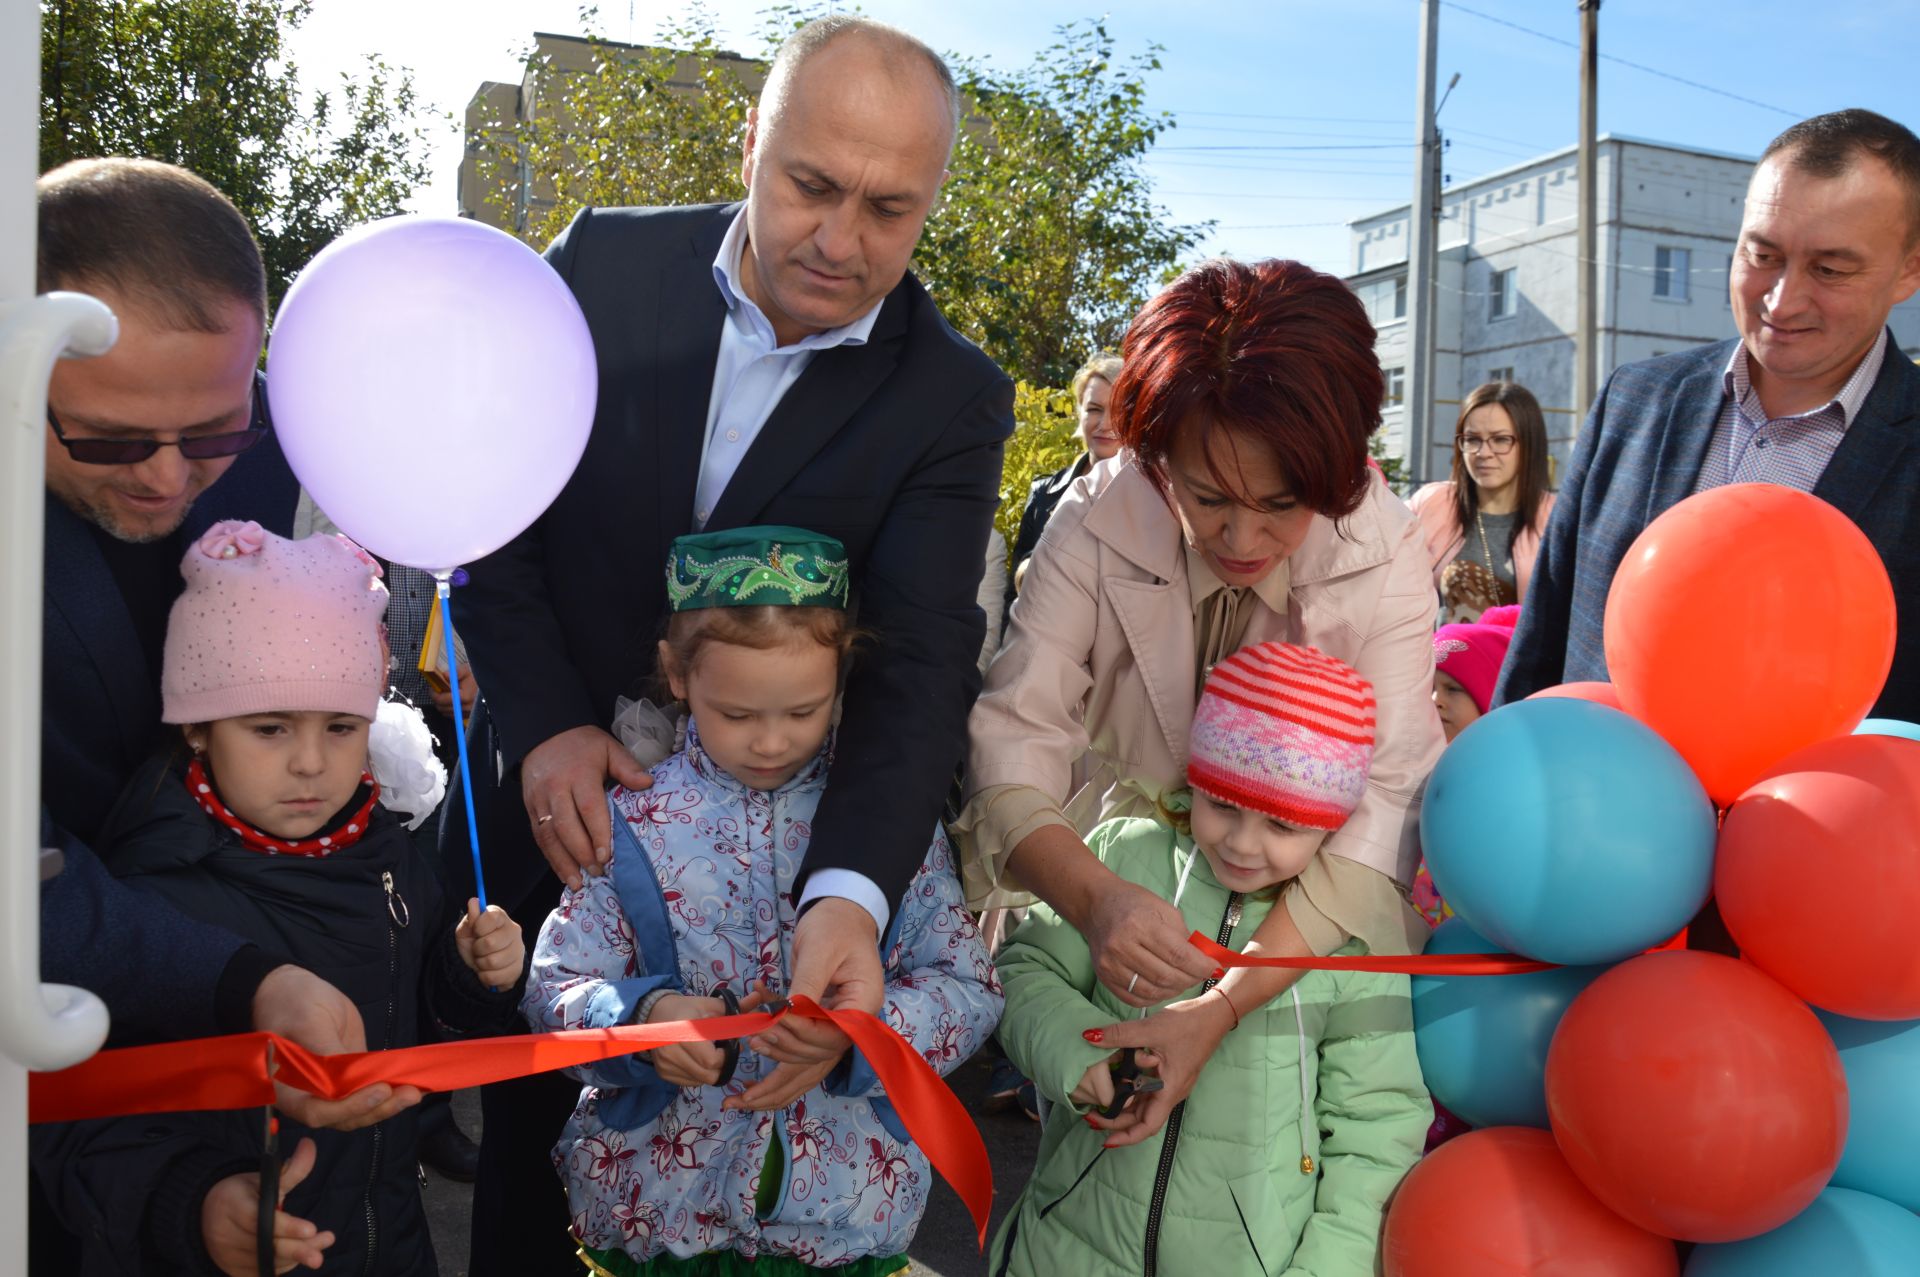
[48,377,271,466]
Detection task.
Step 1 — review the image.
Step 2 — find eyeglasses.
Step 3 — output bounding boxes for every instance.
[48,378,270,466]
[1458,433,1518,456]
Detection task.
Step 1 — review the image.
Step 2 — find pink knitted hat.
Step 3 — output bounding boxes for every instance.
[162,520,389,724]
[1187,642,1377,831]
[1432,604,1521,714]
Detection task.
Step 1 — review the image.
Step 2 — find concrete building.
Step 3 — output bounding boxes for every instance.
[1348,134,1920,483]
[458,32,763,234]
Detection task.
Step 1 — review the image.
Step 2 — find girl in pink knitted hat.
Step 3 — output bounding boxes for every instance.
[1428,603,1521,745]
[992,641,1430,1277]
[1412,603,1522,930]
[53,520,525,1276]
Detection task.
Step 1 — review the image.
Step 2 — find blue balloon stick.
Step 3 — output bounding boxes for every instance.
[436,576,488,912]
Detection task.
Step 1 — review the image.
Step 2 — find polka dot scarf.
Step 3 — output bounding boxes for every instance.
[184,756,380,857]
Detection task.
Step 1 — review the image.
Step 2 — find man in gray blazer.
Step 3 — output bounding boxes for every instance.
[1499,109,1920,714]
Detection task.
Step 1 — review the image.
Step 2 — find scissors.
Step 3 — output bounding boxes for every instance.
[712,986,790,1088]
[1097,1047,1164,1120]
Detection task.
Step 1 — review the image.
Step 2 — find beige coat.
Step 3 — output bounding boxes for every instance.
[963,459,1444,895]
[1407,480,1556,603]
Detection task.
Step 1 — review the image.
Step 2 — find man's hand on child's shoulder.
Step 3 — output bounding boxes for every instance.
[456,898,525,989]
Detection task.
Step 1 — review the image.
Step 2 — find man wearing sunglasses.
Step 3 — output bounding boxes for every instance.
[33,158,417,1273]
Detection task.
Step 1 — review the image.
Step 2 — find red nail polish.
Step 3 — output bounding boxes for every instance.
[1102,1141,1119,1149]
[1213,967,1227,980]
[1083,1114,1099,1127]
[1082,1029,1104,1044]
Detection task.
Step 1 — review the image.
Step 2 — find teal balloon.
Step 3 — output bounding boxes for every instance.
[1684,1188,1920,1275]
[1410,918,1607,1128]
[1816,1011,1920,1211]
[1855,718,1920,743]
[1420,699,1717,964]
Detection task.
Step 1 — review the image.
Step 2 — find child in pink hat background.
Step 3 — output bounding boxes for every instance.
[1411,603,1521,930]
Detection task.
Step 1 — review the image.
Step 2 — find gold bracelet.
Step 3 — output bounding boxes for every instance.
[1211,983,1242,1031]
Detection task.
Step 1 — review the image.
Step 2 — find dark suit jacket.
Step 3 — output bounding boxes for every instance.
[39,408,300,1038]
[453,204,1014,912]
[1498,333,1920,718]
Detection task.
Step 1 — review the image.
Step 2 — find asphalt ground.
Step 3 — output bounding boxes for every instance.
[422,1051,1042,1277]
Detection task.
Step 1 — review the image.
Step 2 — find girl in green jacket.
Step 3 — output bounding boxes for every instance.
[992,642,1432,1277]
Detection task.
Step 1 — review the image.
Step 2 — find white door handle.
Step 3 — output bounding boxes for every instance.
[0,290,119,1070]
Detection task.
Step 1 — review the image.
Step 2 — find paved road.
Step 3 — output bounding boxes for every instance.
[423,1054,1042,1276]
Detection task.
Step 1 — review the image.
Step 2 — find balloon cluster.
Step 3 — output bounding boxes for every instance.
[1388,485,1920,1276]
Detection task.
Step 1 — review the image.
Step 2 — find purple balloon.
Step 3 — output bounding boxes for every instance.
[267,216,597,572]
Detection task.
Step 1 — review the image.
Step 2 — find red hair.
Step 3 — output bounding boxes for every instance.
[1112,258,1382,519]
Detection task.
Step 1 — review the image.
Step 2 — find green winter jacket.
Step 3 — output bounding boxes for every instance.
[991,818,1430,1277]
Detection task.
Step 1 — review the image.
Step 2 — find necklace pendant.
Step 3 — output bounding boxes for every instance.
[1300,1155,1315,1175]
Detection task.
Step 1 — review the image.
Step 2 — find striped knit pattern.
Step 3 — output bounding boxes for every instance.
[1187,642,1376,831]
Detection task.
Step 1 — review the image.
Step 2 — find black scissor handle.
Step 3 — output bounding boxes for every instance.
[1098,1047,1164,1120]
[714,986,743,1088]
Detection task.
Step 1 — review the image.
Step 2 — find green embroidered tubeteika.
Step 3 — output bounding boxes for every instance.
[665,525,850,612]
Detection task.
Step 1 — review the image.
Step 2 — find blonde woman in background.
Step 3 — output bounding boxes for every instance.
[1008,353,1126,600]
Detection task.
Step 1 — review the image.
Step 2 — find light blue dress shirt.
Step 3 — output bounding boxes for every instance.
[693,210,885,528]
[697,208,893,934]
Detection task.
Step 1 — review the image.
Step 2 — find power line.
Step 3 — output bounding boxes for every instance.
[1171,110,1406,125]
[1171,124,1408,140]
[1445,125,1553,152]
[1155,143,1413,153]
[1214,221,1351,230]
[1440,1,1802,119]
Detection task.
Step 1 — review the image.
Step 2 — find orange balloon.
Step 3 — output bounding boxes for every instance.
[1603,484,1894,805]
[1382,1127,1677,1276]
[1546,952,1848,1243]
[1717,734,1920,1019]
[1528,681,1624,710]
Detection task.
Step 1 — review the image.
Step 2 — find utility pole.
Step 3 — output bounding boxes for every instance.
[1405,0,1441,483]
[1575,0,1601,421]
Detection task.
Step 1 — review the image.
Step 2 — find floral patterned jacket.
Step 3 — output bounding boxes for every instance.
[524,725,1002,1266]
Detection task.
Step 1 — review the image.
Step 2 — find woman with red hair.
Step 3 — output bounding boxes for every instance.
[955,258,1442,1143]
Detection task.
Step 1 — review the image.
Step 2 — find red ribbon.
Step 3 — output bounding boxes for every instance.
[1189,932,1558,974]
[29,996,993,1248]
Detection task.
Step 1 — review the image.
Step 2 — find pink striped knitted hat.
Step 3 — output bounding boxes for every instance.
[1186,642,1376,830]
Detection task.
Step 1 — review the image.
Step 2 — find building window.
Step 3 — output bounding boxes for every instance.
[1655,246,1690,301]
[1489,267,1516,320]
[1357,274,1409,325]
[1487,365,1515,385]
[1384,366,1406,407]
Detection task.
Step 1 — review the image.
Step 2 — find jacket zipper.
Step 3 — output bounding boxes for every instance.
[363,870,408,1274]
[1141,890,1241,1277]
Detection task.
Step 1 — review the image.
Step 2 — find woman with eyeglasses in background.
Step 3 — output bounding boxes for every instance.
[1408,381,1556,624]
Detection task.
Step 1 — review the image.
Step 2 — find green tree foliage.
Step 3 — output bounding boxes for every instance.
[471,12,1205,388]
[1369,431,1411,496]
[39,0,439,310]
[996,381,1081,563]
[474,10,757,250]
[924,21,1207,387]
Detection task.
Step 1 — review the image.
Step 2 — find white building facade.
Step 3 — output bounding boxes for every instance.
[1348,135,1920,483]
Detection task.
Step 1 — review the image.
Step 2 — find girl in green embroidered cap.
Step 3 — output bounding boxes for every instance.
[524,525,1003,1276]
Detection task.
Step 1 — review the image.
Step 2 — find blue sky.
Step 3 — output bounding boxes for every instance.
[285,0,1920,274]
